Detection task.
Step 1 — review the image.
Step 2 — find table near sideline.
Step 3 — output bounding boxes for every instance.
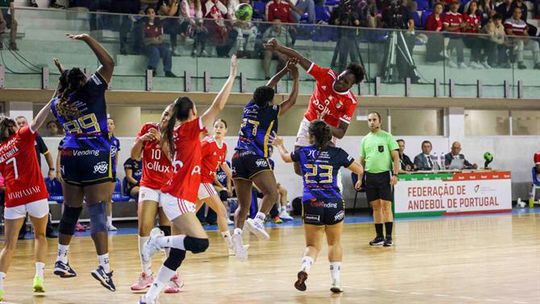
[394,170,512,218]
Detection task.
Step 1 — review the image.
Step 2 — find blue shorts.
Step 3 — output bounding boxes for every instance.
[302,199,345,226]
[60,148,113,186]
[232,150,272,180]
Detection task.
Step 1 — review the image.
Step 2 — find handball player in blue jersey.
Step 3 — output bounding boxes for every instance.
[274,120,363,293]
[50,33,116,291]
[230,59,299,261]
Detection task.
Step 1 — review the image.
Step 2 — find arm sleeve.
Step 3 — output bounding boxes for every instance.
[387,134,399,151]
[414,155,424,170]
[18,126,37,143]
[36,135,49,154]
[124,158,134,170]
[339,149,355,168]
[463,156,473,168]
[444,154,452,167]
[291,150,300,162]
[306,63,330,81]
[340,98,357,125]
[359,138,366,159]
[87,73,108,94]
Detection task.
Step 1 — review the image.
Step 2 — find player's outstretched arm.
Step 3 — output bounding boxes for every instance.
[264,38,312,71]
[273,137,293,163]
[201,55,238,127]
[66,33,115,83]
[31,98,54,133]
[279,59,300,116]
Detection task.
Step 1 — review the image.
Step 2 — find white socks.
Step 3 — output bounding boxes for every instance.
[0,272,5,290]
[157,235,186,250]
[221,230,233,248]
[107,216,112,226]
[145,265,176,300]
[35,262,45,278]
[300,256,314,273]
[138,236,152,275]
[330,262,341,283]
[98,253,111,273]
[57,244,69,264]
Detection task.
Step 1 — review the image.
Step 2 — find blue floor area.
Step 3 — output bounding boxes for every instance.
[13,207,540,239]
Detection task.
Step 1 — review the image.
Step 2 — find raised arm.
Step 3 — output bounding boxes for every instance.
[66,33,115,83]
[273,137,293,163]
[279,60,299,116]
[31,96,55,132]
[264,38,312,71]
[131,128,159,160]
[201,55,238,126]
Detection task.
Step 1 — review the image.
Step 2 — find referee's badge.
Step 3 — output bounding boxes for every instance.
[378,145,385,152]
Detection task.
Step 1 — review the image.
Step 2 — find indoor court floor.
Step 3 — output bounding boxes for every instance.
[1,210,539,304]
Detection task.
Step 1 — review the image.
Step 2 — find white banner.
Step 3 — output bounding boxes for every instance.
[395,178,512,214]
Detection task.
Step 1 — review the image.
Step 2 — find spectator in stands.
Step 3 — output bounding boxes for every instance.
[330,0,361,72]
[396,139,414,172]
[46,120,64,137]
[463,0,486,69]
[504,7,540,69]
[484,13,509,67]
[110,0,141,55]
[495,0,514,20]
[143,7,177,77]
[444,141,478,169]
[444,141,477,169]
[262,18,292,79]
[289,0,316,24]
[15,116,56,239]
[414,140,438,171]
[512,0,537,37]
[266,0,294,23]
[0,0,17,50]
[443,0,467,68]
[29,0,63,8]
[124,157,143,199]
[425,2,446,62]
[478,0,495,24]
[202,0,233,57]
[359,0,381,28]
[381,0,418,81]
[159,0,183,56]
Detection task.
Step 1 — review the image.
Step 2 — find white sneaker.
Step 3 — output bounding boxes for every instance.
[470,61,483,69]
[139,295,157,304]
[227,218,234,225]
[279,210,293,221]
[107,224,117,231]
[228,244,249,256]
[142,228,164,264]
[458,62,468,69]
[245,218,270,240]
[482,61,492,69]
[231,233,248,261]
[447,61,457,68]
[330,280,343,293]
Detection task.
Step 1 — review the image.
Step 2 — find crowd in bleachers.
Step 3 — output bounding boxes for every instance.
[1,0,540,75]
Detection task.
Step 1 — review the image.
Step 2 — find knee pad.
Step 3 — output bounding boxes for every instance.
[163,248,186,270]
[59,206,83,235]
[159,225,171,236]
[183,236,209,254]
[88,202,107,235]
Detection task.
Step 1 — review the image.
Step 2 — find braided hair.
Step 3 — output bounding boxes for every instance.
[54,68,86,119]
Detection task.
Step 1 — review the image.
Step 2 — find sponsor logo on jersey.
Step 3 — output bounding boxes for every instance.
[255,159,268,168]
[73,150,100,157]
[324,202,338,208]
[146,161,171,173]
[7,186,42,200]
[191,165,201,175]
[334,210,345,221]
[93,161,109,174]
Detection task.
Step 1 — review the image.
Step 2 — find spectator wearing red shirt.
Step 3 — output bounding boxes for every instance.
[266,0,294,23]
[504,7,540,69]
[443,0,467,68]
[143,7,176,77]
[425,2,445,62]
[462,1,486,68]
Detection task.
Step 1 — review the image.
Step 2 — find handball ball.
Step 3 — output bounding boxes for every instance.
[235,3,253,21]
[484,152,493,161]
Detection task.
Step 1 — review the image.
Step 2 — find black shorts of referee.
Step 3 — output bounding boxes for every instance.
[365,171,393,202]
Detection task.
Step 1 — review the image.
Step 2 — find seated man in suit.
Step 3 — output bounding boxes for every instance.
[397,139,414,172]
[414,140,438,171]
[444,141,477,170]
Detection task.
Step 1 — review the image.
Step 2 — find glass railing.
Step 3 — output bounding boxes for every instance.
[1,7,539,98]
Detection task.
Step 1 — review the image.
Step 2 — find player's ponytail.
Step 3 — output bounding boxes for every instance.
[0,116,17,143]
[309,120,332,149]
[162,97,194,156]
[55,68,86,119]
